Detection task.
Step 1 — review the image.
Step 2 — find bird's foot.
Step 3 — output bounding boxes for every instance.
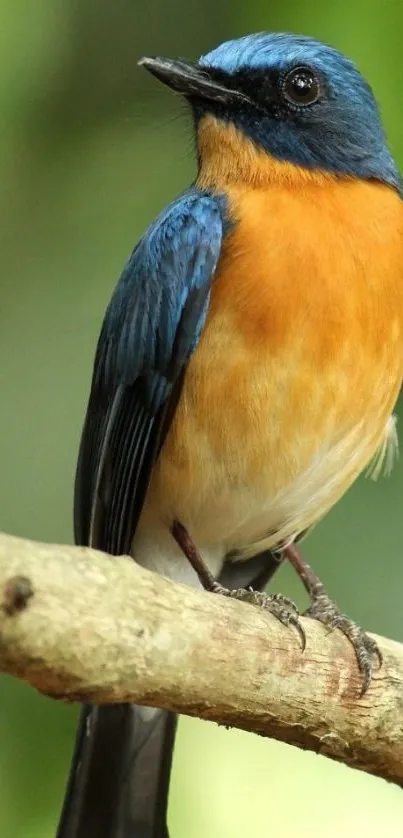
[304,588,382,696]
[171,519,305,649]
[211,582,306,650]
[284,544,381,695]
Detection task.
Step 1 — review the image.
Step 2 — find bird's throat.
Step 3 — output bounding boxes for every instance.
[196,114,335,191]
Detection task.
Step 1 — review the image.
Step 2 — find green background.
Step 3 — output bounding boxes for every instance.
[1,1,403,836]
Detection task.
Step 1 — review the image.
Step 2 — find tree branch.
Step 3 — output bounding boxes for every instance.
[0,531,402,785]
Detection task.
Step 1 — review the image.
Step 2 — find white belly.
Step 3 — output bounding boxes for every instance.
[132,415,397,583]
[132,517,226,587]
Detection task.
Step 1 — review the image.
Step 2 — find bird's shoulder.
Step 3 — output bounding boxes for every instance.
[93,187,232,406]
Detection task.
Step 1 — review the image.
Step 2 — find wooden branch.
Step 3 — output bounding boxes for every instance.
[0,531,402,785]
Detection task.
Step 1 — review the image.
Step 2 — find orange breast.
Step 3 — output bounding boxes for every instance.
[149,135,403,552]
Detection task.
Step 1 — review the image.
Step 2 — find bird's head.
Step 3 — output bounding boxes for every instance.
[140,32,401,191]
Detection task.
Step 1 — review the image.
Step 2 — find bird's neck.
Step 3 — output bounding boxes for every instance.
[196,114,336,191]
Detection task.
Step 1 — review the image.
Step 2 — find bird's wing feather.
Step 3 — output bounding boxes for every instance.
[74,189,225,554]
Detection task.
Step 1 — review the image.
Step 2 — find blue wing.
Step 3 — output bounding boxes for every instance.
[74,189,225,555]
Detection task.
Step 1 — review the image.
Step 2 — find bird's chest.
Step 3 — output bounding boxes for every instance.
[150,180,403,551]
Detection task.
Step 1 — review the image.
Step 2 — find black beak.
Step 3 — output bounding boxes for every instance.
[138,56,249,106]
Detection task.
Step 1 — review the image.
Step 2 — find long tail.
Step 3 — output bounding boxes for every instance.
[56,704,177,838]
[55,549,282,838]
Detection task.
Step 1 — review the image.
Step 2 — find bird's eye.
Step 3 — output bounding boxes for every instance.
[282,66,321,107]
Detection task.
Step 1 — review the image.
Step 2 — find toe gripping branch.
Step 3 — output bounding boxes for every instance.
[285,544,382,695]
[171,520,305,649]
[171,521,381,695]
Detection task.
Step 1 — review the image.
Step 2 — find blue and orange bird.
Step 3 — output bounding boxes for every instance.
[56,32,403,838]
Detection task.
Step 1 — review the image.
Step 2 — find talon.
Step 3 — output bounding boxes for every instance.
[291,616,306,652]
[304,596,382,694]
[359,660,372,698]
[374,645,383,669]
[284,545,383,695]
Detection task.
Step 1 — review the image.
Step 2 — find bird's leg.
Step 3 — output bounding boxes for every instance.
[284,543,382,694]
[171,520,305,649]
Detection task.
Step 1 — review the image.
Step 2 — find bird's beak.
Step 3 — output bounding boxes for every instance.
[138,56,248,106]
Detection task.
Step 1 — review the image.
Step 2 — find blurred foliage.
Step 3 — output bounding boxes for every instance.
[0,1,403,836]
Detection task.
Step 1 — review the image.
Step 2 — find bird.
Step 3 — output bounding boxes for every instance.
[55,31,403,838]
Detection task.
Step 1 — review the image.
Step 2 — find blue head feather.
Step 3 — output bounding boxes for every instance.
[197,33,401,191]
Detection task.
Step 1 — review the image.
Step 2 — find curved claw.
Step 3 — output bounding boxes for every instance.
[211,585,306,651]
[357,635,383,697]
[374,644,383,669]
[304,597,382,696]
[359,663,372,699]
[254,591,306,651]
[290,616,306,652]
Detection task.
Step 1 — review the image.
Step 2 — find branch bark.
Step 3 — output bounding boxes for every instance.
[0,531,402,785]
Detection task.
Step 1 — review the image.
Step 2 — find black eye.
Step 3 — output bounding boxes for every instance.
[282,66,321,107]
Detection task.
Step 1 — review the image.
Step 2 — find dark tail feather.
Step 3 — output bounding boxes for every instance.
[56,704,177,838]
